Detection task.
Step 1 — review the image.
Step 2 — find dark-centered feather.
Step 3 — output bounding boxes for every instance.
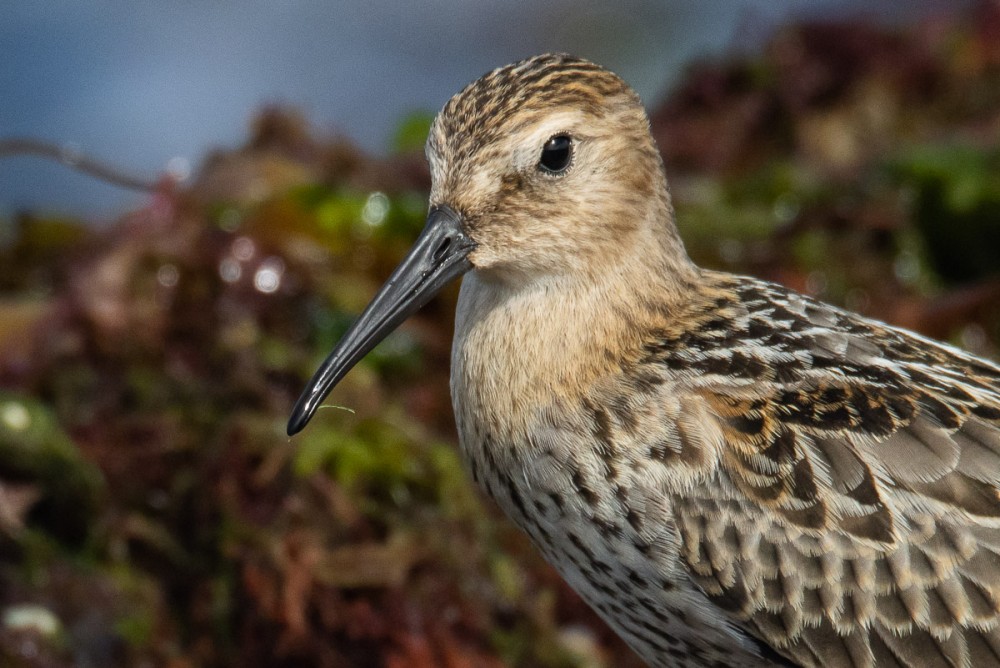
[655,273,1000,667]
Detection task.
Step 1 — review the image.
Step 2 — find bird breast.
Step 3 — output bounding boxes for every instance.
[448,272,765,667]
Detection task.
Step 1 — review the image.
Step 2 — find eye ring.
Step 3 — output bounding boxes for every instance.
[538,133,573,175]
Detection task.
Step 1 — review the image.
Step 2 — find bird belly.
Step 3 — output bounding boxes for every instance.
[459,424,770,668]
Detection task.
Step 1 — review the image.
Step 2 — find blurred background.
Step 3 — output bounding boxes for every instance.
[1,1,999,667]
[0,0,974,218]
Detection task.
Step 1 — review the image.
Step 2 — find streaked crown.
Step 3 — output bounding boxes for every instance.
[430,54,641,157]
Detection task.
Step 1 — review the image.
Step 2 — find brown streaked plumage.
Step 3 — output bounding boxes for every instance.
[288,54,1000,667]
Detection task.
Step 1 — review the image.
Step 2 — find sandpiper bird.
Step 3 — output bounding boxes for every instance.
[288,54,1000,667]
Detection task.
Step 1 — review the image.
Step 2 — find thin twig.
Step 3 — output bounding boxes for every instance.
[0,137,160,192]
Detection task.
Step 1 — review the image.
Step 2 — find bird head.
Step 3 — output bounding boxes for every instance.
[425,53,669,281]
[287,54,677,435]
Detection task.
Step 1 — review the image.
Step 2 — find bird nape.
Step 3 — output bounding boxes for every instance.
[289,54,1000,668]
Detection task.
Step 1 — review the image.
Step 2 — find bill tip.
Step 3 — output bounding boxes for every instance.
[286,405,311,436]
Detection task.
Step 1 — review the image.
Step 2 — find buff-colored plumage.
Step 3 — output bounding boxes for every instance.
[298,54,1000,667]
[437,55,1000,667]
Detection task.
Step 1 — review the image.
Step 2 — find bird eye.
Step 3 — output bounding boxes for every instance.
[539,134,573,174]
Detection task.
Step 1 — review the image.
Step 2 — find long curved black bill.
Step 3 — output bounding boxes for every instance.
[287,205,475,436]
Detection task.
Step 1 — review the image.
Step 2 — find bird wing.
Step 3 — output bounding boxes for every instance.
[656,277,1000,667]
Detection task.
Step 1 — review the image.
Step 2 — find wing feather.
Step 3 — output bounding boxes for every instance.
[655,275,1000,667]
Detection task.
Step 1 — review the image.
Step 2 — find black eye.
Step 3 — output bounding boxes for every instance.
[539,134,573,174]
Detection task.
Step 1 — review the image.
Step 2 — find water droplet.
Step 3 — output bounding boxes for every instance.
[845,288,871,313]
[893,251,920,283]
[3,604,61,636]
[961,324,988,355]
[247,178,268,202]
[806,271,828,296]
[18,638,38,658]
[718,238,743,263]
[232,236,255,262]
[773,193,800,223]
[362,192,390,226]
[219,258,241,283]
[219,208,242,232]
[0,402,30,431]
[254,257,285,294]
[157,263,179,288]
[166,156,191,181]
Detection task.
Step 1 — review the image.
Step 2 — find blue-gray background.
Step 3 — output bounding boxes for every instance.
[0,0,961,219]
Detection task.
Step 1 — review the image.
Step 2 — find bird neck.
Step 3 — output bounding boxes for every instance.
[451,223,698,447]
